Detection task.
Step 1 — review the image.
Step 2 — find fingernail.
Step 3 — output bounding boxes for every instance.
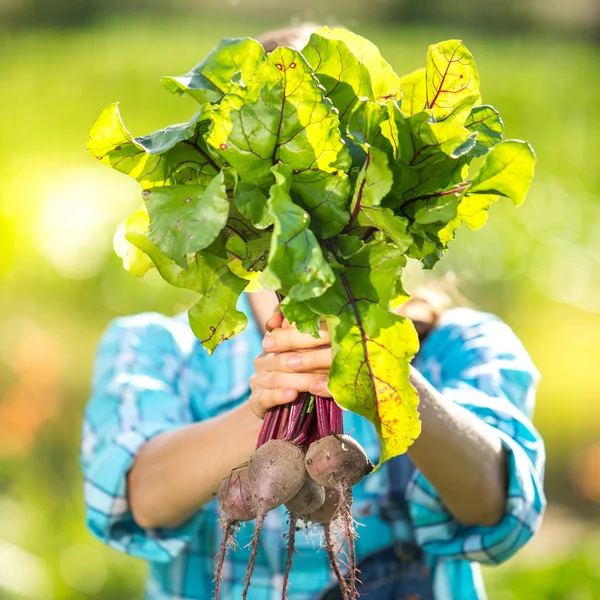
[287,355,302,369]
[309,381,325,393]
[263,337,275,350]
[284,389,296,400]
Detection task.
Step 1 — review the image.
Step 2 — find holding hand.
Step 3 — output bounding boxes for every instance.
[248,315,333,419]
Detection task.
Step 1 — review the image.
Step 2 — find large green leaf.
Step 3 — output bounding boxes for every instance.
[260,164,335,300]
[87,103,219,188]
[125,225,248,354]
[426,40,480,124]
[143,171,230,268]
[162,38,265,103]
[206,46,349,188]
[302,28,401,126]
[305,239,419,465]
[469,140,536,206]
[465,105,504,157]
[399,68,426,117]
[328,307,420,465]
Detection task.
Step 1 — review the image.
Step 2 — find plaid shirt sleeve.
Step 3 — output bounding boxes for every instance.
[407,308,546,565]
[80,313,206,564]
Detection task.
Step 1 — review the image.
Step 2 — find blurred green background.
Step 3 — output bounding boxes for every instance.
[1,0,599,598]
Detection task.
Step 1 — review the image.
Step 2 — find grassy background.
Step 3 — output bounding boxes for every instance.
[1,13,599,599]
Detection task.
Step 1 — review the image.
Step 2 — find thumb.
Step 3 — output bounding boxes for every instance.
[265,308,283,332]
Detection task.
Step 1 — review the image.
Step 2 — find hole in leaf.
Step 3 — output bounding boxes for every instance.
[142,190,151,196]
[96,156,103,160]
[220,143,227,150]
[185,198,191,203]
[290,62,296,69]
[115,146,122,150]
[276,64,283,70]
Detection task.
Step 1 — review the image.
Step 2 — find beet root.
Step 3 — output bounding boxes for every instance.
[284,476,325,519]
[305,434,372,489]
[243,440,307,599]
[218,466,256,523]
[215,466,256,600]
[248,439,307,511]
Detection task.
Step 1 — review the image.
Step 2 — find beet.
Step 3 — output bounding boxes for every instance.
[243,439,307,599]
[218,466,256,523]
[214,466,256,600]
[248,439,307,510]
[284,476,325,518]
[305,434,372,489]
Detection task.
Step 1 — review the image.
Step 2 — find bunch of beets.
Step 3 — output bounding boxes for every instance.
[218,396,370,599]
[88,27,535,599]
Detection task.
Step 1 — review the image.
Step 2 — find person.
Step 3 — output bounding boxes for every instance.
[81,26,546,600]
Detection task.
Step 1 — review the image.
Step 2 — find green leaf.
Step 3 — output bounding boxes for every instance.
[350,147,392,212]
[328,306,420,465]
[426,40,480,123]
[357,207,412,252]
[162,38,266,103]
[304,239,418,464]
[125,227,248,354]
[206,47,349,188]
[87,103,219,188]
[302,28,400,128]
[399,68,426,117]
[347,99,395,157]
[438,193,498,245]
[241,236,271,273]
[469,140,536,206]
[465,105,504,157]
[234,181,273,229]
[143,171,230,268]
[260,164,335,300]
[397,112,477,167]
[291,169,351,238]
[113,211,154,277]
[280,296,321,338]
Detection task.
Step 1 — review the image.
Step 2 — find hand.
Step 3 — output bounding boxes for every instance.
[248,318,333,419]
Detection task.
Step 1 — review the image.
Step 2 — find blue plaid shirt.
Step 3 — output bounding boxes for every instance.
[81,295,546,600]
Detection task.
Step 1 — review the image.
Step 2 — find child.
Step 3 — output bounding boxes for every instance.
[81,26,546,600]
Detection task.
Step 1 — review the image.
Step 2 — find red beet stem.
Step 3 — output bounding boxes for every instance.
[315,396,331,439]
[286,393,308,439]
[276,403,291,439]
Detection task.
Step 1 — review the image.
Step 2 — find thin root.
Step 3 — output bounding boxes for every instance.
[242,513,265,600]
[214,521,235,600]
[324,523,348,600]
[282,513,297,599]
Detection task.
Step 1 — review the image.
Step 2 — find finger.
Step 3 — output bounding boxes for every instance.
[262,323,330,353]
[307,379,333,398]
[249,388,298,419]
[256,370,329,393]
[265,309,284,333]
[258,348,332,373]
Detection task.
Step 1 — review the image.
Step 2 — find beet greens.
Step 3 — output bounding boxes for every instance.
[89,27,535,599]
